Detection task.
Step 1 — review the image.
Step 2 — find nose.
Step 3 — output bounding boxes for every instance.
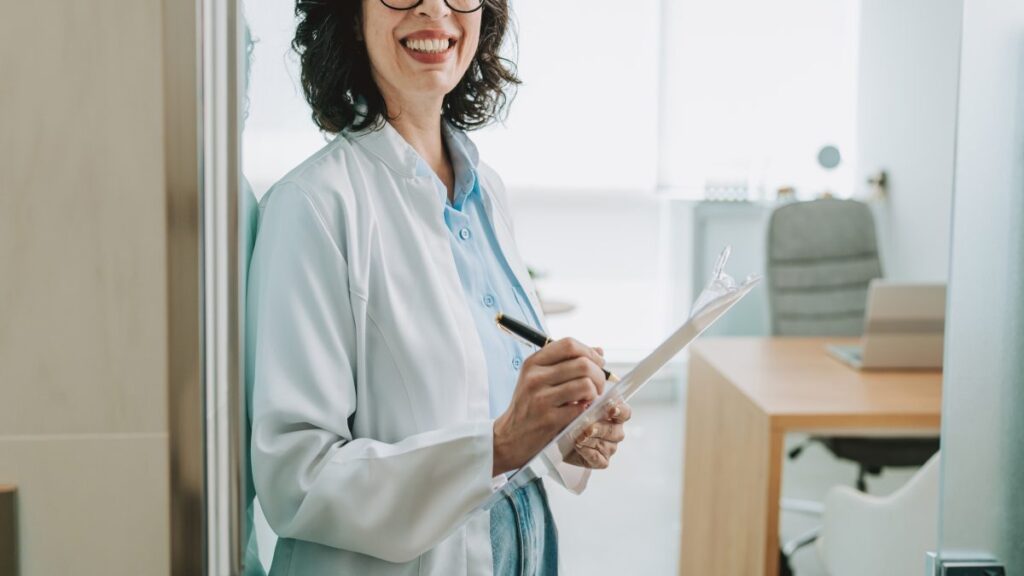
[415,0,450,19]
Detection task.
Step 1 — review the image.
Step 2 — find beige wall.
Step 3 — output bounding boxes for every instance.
[0,1,170,574]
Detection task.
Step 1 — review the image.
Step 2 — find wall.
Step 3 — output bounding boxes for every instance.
[856,0,963,282]
[0,2,170,575]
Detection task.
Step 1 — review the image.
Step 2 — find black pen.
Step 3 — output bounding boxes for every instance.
[495,313,619,382]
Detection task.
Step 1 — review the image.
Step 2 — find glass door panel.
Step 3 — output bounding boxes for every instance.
[937,0,1024,571]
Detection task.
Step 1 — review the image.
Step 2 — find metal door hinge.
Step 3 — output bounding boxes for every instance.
[927,551,1005,576]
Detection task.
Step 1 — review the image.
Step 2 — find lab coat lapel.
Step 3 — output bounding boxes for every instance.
[404,180,491,420]
[354,124,491,419]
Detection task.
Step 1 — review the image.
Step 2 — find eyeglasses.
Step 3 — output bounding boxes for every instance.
[380,0,484,14]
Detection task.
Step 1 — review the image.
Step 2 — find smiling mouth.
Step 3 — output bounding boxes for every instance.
[401,37,456,54]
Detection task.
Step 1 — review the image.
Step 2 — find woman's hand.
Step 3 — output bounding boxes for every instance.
[492,338,608,476]
[563,401,632,469]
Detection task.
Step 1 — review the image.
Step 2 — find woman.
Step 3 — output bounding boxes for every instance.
[246,0,631,574]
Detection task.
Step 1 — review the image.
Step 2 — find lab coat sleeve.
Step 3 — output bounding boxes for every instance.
[248,184,495,563]
[477,162,591,495]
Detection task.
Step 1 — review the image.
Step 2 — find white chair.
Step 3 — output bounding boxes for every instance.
[817,453,941,576]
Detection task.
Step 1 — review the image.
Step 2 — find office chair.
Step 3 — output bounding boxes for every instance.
[817,453,941,576]
[766,199,940,575]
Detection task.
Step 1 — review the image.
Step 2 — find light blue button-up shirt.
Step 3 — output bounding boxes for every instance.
[414,128,543,418]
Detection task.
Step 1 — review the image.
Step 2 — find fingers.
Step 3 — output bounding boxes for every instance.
[573,441,612,469]
[574,422,625,450]
[567,412,629,469]
[522,339,607,401]
[529,338,605,370]
[545,377,600,407]
[572,407,628,468]
[550,401,589,423]
[545,356,607,396]
[606,401,632,424]
[568,402,631,443]
[524,353,607,399]
[588,420,627,443]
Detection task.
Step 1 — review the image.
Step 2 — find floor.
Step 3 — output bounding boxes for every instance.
[547,385,919,576]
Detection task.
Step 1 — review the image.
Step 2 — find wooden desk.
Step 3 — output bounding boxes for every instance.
[679,338,942,576]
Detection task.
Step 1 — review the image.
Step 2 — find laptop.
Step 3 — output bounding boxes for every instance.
[827,281,947,370]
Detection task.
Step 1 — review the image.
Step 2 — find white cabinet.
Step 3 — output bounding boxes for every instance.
[690,201,773,336]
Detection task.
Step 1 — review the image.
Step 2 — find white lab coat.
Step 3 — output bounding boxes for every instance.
[246,122,590,576]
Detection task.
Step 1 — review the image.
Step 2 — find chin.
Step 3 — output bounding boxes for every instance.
[411,74,461,99]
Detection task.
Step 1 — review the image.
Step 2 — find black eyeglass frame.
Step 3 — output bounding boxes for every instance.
[379,0,484,14]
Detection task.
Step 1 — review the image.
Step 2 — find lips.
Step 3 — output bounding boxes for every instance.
[404,37,453,54]
[400,30,458,63]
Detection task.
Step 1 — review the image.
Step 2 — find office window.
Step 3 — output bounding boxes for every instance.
[472,0,662,194]
[659,0,860,199]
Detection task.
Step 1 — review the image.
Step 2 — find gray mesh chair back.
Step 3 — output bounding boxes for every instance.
[767,199,882,337]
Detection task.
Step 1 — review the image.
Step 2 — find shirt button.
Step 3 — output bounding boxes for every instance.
[512,357,522,370]
[459,228,471,240]
[483,294,496,308]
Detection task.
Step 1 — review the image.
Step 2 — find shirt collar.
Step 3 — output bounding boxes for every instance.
[345,119,481,183]
[441,123,480,210]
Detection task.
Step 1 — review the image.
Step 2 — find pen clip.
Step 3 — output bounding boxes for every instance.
[497,321,517,339]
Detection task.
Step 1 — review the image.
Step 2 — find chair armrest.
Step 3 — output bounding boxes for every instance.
[819,455,940,576]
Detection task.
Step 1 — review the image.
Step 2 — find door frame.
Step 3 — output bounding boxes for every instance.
[163,0,245,573]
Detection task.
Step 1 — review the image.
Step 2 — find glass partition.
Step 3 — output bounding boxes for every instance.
[238,0,333,571]
[226,2,970,576]
[937,0,1024,570]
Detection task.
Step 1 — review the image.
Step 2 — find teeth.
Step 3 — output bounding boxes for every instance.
[405,38,450,53]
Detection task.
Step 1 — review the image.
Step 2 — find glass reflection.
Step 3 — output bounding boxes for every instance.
[240,13,267,576]
[240,2,337,573]
[233,1,966,575]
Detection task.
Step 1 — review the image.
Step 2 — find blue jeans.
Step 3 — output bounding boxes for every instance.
[490,479,558,576]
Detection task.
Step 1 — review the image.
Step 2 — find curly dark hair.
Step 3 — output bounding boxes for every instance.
[292,1,520,133]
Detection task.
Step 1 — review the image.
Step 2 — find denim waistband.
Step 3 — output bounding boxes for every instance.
[490,478,558,576]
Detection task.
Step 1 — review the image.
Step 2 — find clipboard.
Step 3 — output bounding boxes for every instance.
[477,246,761,512]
